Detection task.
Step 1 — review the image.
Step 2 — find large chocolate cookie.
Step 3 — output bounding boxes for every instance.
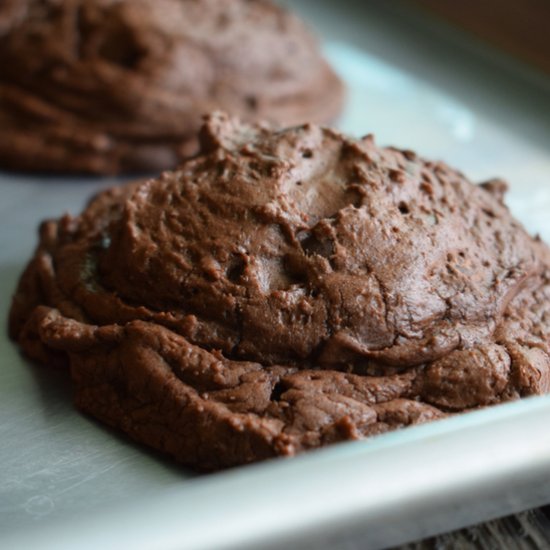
[9,113,550,470]
[0,0,343,174]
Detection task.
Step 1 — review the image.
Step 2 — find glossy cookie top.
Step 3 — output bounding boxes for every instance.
[9,113,550,469]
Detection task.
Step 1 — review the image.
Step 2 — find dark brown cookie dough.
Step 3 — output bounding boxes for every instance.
[9,113,550,470]
[0,0,343,174]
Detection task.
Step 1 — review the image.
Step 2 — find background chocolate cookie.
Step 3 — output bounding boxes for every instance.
[0,0,344,174]
[9,113,550,470]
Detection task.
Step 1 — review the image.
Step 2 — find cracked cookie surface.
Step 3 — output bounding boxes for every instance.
[0,0,343,174]
[9,113,550,470]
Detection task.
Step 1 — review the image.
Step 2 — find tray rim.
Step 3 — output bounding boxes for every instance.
[3,395,550,550]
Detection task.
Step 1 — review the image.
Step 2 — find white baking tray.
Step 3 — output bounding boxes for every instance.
[1,1,550,548]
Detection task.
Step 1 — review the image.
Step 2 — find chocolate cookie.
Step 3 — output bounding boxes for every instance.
[0,0,343,174]
[9,113,550,470]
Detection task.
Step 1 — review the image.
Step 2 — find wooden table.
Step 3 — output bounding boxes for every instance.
[400,507,550,549]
